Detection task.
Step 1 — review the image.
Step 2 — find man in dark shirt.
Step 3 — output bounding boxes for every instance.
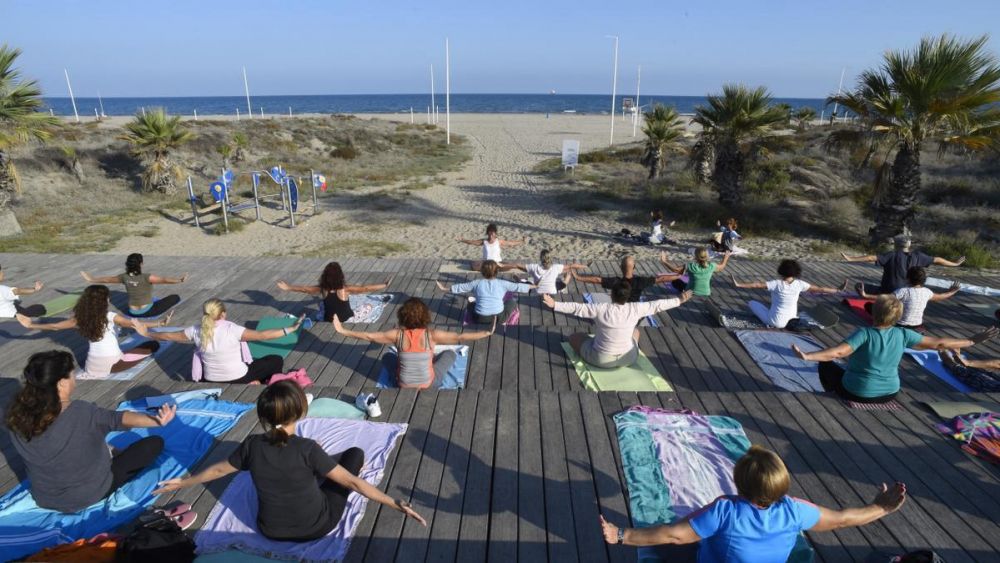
[573,255,680,302]
[842,236,965,294]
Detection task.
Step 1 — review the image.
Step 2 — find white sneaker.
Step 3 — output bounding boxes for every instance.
[305,393,314,405]
[355,393,381,418]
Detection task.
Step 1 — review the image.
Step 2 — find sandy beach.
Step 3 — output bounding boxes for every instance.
[106,113,827,263]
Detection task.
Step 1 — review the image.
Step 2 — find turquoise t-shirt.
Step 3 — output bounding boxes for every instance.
[687,262,717,296]
[689,495,821,563]
[843,326,923,397]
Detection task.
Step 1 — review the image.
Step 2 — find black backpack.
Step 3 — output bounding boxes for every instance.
[116,513,196,563]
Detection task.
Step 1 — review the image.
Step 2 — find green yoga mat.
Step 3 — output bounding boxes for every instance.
[247,316,300,359]
[922,400,1000,420]
[561,341,672,392]
[963,302,998,320]
[41,293,81,317]
[307,398,366,420]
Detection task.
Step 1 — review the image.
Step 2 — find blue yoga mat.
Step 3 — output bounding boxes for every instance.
[0,392,252,562]
[376,345,469,389]
[905,349,974,393]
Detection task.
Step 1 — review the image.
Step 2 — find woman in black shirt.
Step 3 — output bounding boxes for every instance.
[155,381,425,540]
[276,261,391,323]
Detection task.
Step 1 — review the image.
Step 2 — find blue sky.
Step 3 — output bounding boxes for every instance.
[3,0,998,98]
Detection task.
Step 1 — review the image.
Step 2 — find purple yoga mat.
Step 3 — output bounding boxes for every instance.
[195,418,407,562]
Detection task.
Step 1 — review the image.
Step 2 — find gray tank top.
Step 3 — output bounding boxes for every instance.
[397,329,434,388]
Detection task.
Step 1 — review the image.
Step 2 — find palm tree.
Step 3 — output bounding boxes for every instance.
[692,84,788,207]
[687,138,714,184]
[119,108,194,194]
[0,45,59,210]
[794,107,817,131]
[828,34,1000,243]
[640,104,685,179]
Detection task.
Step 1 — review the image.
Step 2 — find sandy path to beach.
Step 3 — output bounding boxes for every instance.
[110,113,815,262]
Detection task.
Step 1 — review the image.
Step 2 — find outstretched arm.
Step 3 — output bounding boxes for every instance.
[793,342,854,362]
[432,321,495,344]
[80,271,120,284]
[952,353,1000,371]
[11,281,43,296]
[149,273,189,284]
[571,270,603,285]
[122,404,176,428]
[806,279,850,295]
[659,251,685,274]
[654,272,682,284]
[730,274,767,290]
[456,238,482,246]
[276,281,322,296]
[15,314,76,331]
[841,252,877,264]
[929,283,961,302]
[117,311,172,331]
[326,465,427,527]
[714,252,733,273]
[913,327,997,351]
[811,482,906,532]
[499,238,524,248]
[933,256,965,267]
[332,317,397,345]
[153,460,239,495]
[346,276,393,295]
[242,315,307,341]
[599,515,700,547]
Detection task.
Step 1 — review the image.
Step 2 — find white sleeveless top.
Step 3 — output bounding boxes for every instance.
[482,239,502,262]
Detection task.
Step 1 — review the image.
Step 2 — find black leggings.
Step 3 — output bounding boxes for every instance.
[129,295,181,318]
[227,355,284,384]
[275,447,365,542]
[107,436,164,497]
[473,298,517,324]
[14,303,47,318]
[818,361,897,404]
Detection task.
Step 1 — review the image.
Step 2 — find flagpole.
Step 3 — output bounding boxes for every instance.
[243,66,253,119]
[430,64,436,125]
[446,37,451,145]
[632,65,641,137]
[606,35,619,146]
[64,69,79,122]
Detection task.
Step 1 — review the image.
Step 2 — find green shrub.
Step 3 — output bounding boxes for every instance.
[746,160,792,199]
[925,235,996,268]
[330,145,359,160]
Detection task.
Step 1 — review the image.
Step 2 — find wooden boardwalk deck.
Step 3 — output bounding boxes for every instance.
[1,252,999,562]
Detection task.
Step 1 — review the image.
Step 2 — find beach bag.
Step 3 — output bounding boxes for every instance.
[116,514,195,563]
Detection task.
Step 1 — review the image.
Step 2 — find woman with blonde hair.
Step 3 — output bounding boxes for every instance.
[135,299,304,384]
[663,248,732,297]
[17,285,165,377]
[507,249,587,295]
[600,445,907,562]
[794,294,997,403]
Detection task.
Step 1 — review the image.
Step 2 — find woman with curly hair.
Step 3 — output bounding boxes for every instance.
[17,285,164,377]
[276,261,391,323]
[4,350,175,513]
[332,297,493,388]
[731,259,848,329]
[81,253,187,318]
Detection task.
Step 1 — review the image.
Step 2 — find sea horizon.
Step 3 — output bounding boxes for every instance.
[42,93,835,118]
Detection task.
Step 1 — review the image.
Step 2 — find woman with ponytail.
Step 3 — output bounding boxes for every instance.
[276,261,391,323]
[16,285,163,377]
[135,298,302,384]
[3,351,175,513]
[155,381,427,541]
[81,253,187,318]
[507,249,587,295]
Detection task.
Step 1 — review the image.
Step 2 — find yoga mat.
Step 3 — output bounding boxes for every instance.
[734,330,824,392]
[704,301,768,330]
[0,394,252,562]
[584,293,660,327]
[922,401,1000,420]
[845,399,902,411]
[614,407,813,563]
[247,316,302,360]
[842,298,873,324]
[962,302,999,320]
[462,295,520,327]
[926,277,1000,298]
[904,349,974,393]
[561,341,671,392]
[40,293,80,317]
[307,398,366,420]
[346,294,391,324]
[376,344,469,389]
[75,329,177,381]
[195,418,407,562]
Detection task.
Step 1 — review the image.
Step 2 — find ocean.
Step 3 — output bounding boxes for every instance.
[41,93,833,118]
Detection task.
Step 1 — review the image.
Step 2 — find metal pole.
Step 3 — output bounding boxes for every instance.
[427,106,431,124]
[289,106,292,117]
[632,65,641,137]
[260,107,264,118]
[446,37,451,145]
[831,67,846,123]
[607,35,619,146]
[236,107,240,121]
[410,107,414,123]
[286,178,296,228]
[243,66,253,118]
[187,177,201,228]
[252,173,261,221]
[194,109,198,120]
[310,170,317,209]
[430,64,436,125]
[222,198,229,233]
[97,91,106,117]
[64,69,79,122]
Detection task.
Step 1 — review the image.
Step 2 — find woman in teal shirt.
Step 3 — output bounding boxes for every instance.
[664,248,732,297]
[794,295,997,402]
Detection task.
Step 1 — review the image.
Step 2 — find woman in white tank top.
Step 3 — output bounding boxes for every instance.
[457,222,524,272]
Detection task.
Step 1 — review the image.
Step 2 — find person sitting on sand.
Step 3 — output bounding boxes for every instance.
[841,235,965,294]
[330,298,494,389]
[938,349,1000,392]
[133,298,304,384]
[731,260,848,329]
[437,260,534,324]
[277,261,391,323]
[792,295,998,404]
[663,248,732,297]
[0,264,46,318]
[81,253,187,318]
[619,209,676,245]
[543,281,692,368]
[153,380,427,542]
[599,445,907,563]
[457,223,524,271]
[506,249,588,295]
[573,255,680,303]
[17,285,165,377]
[5,350,175,513]
[711,218,742,253]
[857,266,959,331]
